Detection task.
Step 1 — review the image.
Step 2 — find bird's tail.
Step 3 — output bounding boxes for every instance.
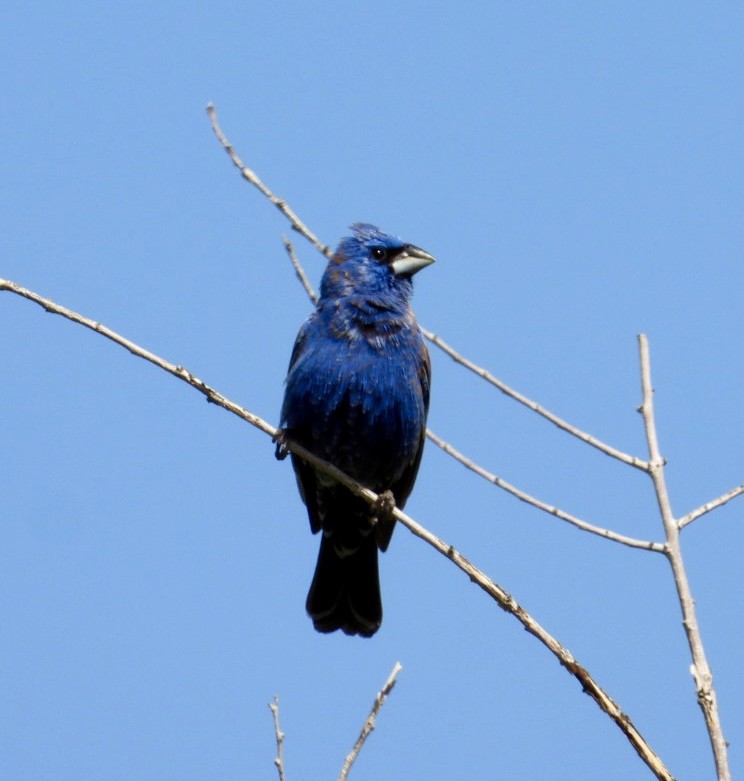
[306,532,382,637]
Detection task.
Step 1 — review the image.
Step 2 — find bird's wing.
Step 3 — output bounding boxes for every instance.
[286,319,310,372]
[377,340,431,551]
[283,316,326,534]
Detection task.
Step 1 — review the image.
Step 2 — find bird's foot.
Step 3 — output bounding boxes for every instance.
[273,429,289,461]
[372,490,398,547]
[372,489,397,525]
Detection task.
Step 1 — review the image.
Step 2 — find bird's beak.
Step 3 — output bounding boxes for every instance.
[390,244,436,277]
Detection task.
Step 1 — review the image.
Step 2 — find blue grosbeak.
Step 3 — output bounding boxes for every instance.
[279,223,434,636]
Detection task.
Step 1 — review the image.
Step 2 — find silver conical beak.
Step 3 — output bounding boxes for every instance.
[390,244,436,277]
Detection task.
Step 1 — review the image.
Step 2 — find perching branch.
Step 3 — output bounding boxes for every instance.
[0,279,276,440]
[338,662,403,781]
[0,278,673,781]
[390,487,674,781]
[268,696,286,781]
[637,335,729,781]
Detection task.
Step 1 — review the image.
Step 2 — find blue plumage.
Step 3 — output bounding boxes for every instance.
[280,223,434,636]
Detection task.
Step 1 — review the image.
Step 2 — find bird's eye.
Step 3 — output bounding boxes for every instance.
[371,247,388,262]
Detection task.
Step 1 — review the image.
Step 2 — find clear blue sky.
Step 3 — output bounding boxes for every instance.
[3,3,743,779]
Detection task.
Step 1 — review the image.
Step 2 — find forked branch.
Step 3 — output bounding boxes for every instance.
[637,335,729,781]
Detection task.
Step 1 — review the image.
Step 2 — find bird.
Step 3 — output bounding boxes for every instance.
[278,223,434,637]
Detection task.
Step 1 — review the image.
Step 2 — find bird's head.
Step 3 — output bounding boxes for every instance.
[319,223,435,305]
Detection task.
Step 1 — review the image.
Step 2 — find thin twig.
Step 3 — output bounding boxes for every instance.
[637,334,729,781]
[426,430,665,552]
[678,484,744,530]
[0,279,276,438]
[1,278,674,781]
[268,696,286,781]
[206,104,332,259]
[422,328,648,471]
[282,237,319,304]
[338,662,403,781]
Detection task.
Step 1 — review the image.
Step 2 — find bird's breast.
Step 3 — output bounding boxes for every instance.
[286,333,426,483]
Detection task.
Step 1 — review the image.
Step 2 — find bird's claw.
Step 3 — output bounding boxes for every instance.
[274,429,289,461]
[372,489,397,525]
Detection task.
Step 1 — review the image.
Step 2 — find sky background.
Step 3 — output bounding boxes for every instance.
[2,3,743,779]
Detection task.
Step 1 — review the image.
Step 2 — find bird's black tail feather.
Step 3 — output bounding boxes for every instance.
[306,533,382,637]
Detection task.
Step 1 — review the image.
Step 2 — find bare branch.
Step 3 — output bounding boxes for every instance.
[268,696,286,781]
[1,278,674,781]
[638,334,730,781]
[206,103,332,259]
[282,237,319,305]
[422,328,648,471]
[395,502,674,780]
[678,484,744,530]
[426,430,665,552]
[0,278,277,438]
[338,662,402,781]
